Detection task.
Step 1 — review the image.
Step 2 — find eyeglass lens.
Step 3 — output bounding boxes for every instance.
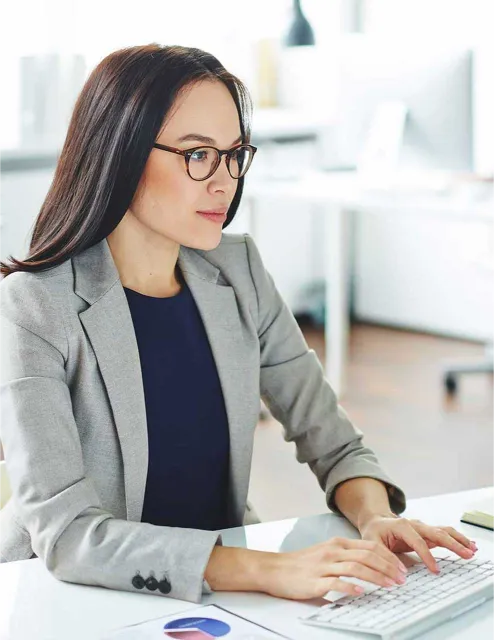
[188,146,253,180]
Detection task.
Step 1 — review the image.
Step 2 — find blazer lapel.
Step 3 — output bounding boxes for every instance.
[73,239,148,522]
[178,247,260,525]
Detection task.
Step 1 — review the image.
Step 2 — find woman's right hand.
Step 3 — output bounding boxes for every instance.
[262,536,408,600]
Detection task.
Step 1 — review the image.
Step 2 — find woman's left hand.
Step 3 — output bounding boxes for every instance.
[359,515,478,573]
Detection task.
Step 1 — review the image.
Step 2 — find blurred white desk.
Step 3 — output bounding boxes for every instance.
[244,171,494,396]
[1,487,492,639]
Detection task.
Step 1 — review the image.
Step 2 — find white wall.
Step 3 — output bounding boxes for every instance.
[363,0,492,40]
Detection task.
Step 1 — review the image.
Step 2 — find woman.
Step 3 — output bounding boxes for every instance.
[0,44,476,604]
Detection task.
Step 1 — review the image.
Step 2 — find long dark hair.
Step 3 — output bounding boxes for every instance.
[0,44,253,278]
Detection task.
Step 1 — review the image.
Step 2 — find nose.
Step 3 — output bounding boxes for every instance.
[209,153,235,191]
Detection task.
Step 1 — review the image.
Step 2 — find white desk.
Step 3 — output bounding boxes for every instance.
[1,488,492,639]
[244,172,494,396]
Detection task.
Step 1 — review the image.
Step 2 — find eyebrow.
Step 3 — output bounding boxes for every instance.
[176,133,243,146]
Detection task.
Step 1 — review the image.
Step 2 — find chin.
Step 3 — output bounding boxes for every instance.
[185,230,224,252]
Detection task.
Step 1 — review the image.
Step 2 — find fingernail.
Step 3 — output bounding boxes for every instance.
[384,578,395,586]
[396,575,406,584]
[470,542,478,551]
[354,586,365,594]
[398,562,407,572]
[465,549,474,557]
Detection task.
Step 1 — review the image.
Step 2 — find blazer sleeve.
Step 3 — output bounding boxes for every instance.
[0,272,220,603]
[243,233,406,516]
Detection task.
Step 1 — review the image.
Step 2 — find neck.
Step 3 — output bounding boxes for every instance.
[107,211,181,297]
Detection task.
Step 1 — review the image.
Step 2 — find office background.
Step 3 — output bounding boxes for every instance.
[1,0,493,521]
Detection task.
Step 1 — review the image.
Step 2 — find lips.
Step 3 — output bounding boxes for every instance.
[196,208,228,215]
[196,209,228,224]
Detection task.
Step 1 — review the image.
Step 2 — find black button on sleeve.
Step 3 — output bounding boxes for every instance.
[158,578,172,594]
[132,574,146,589]
[145,576,159,591]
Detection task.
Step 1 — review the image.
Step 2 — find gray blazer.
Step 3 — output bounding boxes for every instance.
[0,232,405,603]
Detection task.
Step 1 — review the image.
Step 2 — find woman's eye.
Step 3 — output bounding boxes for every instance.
[191,150,208,162]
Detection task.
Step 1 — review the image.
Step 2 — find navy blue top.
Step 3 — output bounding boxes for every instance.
[123,270,230,531]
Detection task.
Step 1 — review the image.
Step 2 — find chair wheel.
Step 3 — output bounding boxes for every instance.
[444,374,457,394]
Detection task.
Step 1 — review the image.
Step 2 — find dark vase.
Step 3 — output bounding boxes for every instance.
[284,0,315,47]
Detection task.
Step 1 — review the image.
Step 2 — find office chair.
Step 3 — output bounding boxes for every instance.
[443,343,494,394]
[0,460,11,510]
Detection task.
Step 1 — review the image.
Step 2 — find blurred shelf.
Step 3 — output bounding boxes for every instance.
[1,148,59,172]
[250,107,331,144]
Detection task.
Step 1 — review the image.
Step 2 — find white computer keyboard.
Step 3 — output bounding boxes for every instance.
[302,556,494,637]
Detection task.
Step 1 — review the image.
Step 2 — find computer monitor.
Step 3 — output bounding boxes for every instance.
[318,36,474,173]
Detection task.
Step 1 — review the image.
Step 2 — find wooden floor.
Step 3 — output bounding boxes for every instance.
[248,322,493,522]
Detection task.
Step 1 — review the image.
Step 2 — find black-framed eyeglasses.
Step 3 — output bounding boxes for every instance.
[152,142,258,181]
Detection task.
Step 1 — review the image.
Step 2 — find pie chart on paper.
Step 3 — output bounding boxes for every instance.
[163,616,231,639]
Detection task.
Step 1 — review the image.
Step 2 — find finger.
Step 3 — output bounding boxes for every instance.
[340,549,406,583]
[331,561,403,588]
[396,552,421,569]
[395,525,439,573]
[337,538,407,572]
[418,526,476,559]
[318,577,365,599]
[442,526,477,551]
